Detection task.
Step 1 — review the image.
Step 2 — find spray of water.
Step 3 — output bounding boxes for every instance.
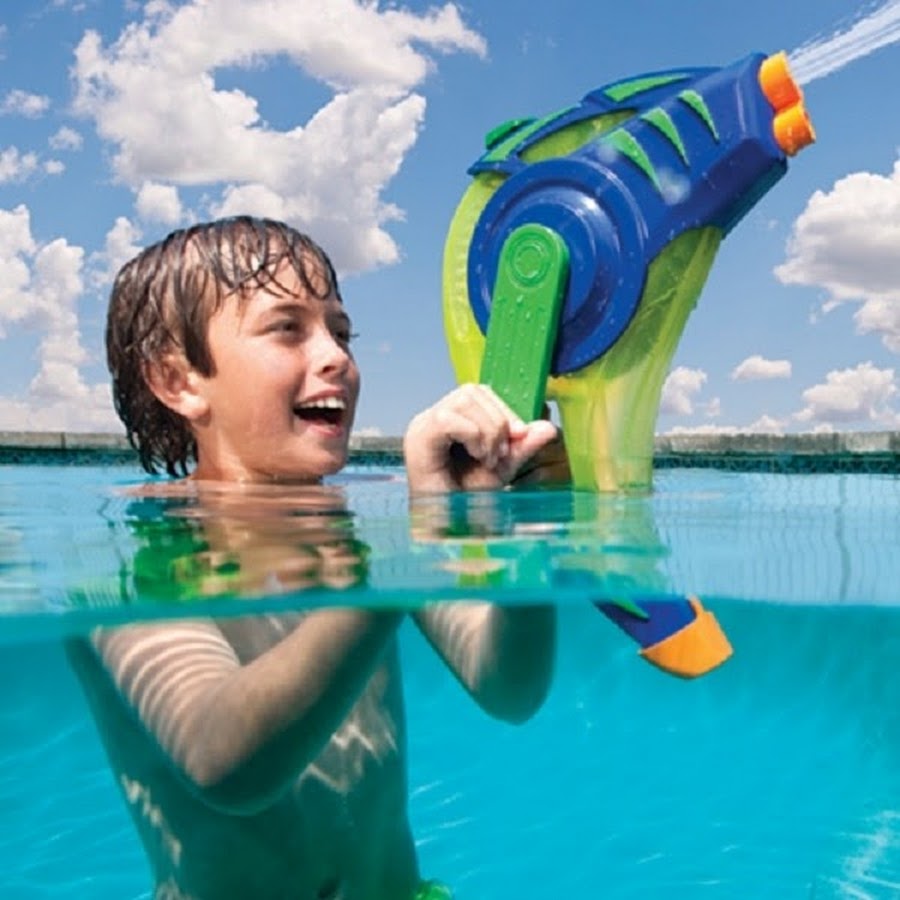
[788,0,900,85]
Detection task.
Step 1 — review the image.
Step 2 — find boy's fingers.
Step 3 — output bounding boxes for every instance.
[499,420,559,480]
[470,384,525,429]
[439,385,516,465]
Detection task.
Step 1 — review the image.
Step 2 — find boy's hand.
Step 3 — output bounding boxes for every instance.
[403,384,559,493]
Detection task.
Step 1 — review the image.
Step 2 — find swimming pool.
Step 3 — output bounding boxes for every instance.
[1,463,899,898]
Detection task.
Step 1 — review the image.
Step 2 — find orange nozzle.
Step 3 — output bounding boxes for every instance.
[759,51,816,156]
[773,104,816,156]
[638,598,733,679]
[759,52,801,110]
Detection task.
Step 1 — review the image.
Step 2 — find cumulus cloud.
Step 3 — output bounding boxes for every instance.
[0,204,117,431]
[0,389,119,432]
[660,366,707,416]
[89,216,143,287]
[352,426,385,438]
[662,423,737,436]
[135,182,184,226]
[49,126,84,151]
[0,147,40,183]
[731,355,792,381]
[794,362,899,428]
[0,89,50,117]
[747,414,786,434]
[71,0,486,274]
[775,158,900,352]
[660,413,788,436]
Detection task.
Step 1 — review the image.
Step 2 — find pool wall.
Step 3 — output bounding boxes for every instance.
[1,430,898,473]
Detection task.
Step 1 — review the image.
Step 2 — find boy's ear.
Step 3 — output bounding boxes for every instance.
[144,353,210,423]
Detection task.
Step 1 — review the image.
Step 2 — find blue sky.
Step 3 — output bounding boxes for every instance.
[1,0,899,437]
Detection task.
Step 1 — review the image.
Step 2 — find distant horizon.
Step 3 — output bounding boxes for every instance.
[2,425,898,441]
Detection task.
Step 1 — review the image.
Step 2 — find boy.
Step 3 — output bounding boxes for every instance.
[68,216,559,900]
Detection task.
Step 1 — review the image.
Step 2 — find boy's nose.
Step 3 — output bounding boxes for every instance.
[310,328,351,374]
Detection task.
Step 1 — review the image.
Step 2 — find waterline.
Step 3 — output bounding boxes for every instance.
[788,0,900,85]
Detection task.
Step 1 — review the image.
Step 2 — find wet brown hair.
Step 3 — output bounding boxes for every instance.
[106,216,341,476]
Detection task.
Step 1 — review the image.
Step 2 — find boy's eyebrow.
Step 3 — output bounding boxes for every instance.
[254,300,352,325]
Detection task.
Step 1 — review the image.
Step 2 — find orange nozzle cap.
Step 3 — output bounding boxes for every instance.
[759,51,816,156]
[759,51,801,111]
[773,103,816,156]
[638,597,733,679]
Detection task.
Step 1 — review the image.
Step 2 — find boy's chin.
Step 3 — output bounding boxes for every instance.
[289,445,349,480]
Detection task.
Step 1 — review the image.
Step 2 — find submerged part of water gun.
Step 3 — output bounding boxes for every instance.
[597,596,732,678]
[443,51,815,492]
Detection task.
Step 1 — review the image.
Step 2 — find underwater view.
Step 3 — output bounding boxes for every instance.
[1,463,899,899]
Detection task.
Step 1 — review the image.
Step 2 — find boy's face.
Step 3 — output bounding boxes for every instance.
[189,265,360,483]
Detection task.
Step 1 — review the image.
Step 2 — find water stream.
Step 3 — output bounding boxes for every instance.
[789,0,900,85]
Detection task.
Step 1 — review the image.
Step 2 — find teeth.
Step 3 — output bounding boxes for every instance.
[298,397,346,411]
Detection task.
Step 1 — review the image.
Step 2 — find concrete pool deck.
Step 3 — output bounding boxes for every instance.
[1,430,898,473]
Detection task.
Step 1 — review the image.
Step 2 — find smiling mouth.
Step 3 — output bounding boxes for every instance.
[293,397,347,428]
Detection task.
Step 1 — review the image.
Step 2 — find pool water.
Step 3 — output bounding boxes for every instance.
[1,464,899,898]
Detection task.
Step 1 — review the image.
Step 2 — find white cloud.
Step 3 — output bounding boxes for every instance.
[731,355,792,381]
[89,216,143,287]
[135,182,184,225]
[0,89,50,118]
[0,148,39,183]
[0,387,119,433]
[0,204,116,431]
[660,366,707,416]
[661,413,788,436]
[71,0,486,274]
[662,423,738,436]
[49,126,84,151]
[44,160,65,175]
[352,426,384,438]
[0,206,39,332]
[775,158,900,352]
[794,362,899,428]
[746,414,786,434]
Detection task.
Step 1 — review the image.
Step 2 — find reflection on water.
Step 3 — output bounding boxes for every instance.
[109,481,369,604]
[0,522,40,612]
[3,468,900,629]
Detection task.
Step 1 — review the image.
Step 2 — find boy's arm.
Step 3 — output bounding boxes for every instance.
[412,602,555,723]
[87,609,403,814]
[404,385,558,721]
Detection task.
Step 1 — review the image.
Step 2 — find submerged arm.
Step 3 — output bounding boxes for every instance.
[405,386,558,721]
[412,602,555,724]
[88,609,403,814]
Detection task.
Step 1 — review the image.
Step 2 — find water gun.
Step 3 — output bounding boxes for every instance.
[442,50,815,493]
[441,51,815,677]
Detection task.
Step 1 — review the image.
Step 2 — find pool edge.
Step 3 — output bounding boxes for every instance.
[1,430,899,473]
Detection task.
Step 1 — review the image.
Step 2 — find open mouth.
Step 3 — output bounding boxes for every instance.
[293,396,346,428]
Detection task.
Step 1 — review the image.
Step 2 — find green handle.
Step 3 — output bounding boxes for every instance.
[479,224,569,421]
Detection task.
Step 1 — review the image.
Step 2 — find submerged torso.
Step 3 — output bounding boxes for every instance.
[68,613,419,900]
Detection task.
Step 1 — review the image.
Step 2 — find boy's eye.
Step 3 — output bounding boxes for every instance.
[333,321,357,345]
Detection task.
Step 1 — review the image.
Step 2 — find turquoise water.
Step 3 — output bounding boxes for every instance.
[1,464,899,897]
